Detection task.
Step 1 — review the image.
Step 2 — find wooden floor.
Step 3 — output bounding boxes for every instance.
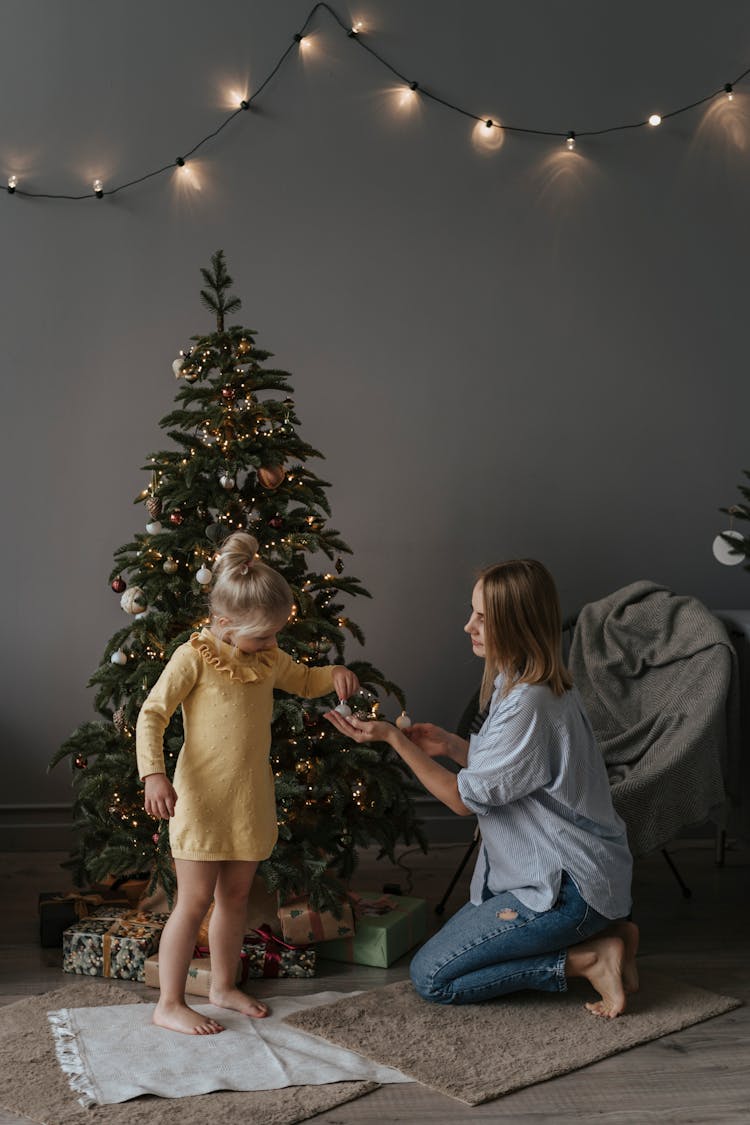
[2,837,749,1124]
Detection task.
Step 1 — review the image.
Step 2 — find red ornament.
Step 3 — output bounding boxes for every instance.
[152,833,160,845]
[111,576,127,593]
[268,515,283,530]
[169,510,184,526]
[221,386,236,401]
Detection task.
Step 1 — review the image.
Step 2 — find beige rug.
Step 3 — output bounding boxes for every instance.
[285,969,741,1105]
[0,981,378,1125]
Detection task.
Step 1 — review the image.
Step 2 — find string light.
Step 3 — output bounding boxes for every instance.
[5,2,748,202]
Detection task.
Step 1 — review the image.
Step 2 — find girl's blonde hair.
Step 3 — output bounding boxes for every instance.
[210,531,293,638]
[478,558,573,708]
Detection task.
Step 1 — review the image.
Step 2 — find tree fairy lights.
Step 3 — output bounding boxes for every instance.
[4,1,748,202]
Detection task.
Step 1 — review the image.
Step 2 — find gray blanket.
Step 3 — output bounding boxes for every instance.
[568,580,738,857]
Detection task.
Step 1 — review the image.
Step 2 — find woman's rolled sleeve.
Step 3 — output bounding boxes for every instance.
[457,693,552,813]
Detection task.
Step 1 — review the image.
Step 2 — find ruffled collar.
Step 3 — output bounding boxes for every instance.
[189,627,277,683]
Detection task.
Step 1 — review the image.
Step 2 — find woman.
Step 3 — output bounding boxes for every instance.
[325,559,638,1017]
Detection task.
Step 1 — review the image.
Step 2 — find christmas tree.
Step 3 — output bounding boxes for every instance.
[720,478,750,568]
[51,251,426,910]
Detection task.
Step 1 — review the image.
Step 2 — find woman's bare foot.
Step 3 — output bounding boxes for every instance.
[153,999,225,1035]
[565,935,627,1018]
[600,920,639,993]
[209,986,269,1018]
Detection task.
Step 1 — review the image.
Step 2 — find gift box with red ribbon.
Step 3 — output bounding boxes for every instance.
[315,891,427,968]
[240,924,316,978]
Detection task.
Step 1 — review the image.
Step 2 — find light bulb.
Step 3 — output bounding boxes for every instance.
[7,174,17,192]
[724,83,734,101]
[648,114,662,127]
[93,179,103,197]
[566,131,576,151]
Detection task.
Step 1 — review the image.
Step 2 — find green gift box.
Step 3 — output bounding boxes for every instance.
[315,892,427,968]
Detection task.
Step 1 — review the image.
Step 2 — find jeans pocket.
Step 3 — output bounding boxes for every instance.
[575,904,593,938]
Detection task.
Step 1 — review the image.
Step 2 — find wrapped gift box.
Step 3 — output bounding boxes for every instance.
[277,897,354,945]
[241,926,316,978]
[144,953,241,996]
[62,910,166,982]
[38,892,129,948]
[316,892,427,968]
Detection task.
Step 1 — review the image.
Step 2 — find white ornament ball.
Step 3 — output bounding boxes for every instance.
[163,557,178,574]
[219,473,236,491]
[196,564,213,585]
[395,711,413,730]
[146,521,162,535]
[712,530,744,566]
[172,357,184,377]
[335,701,352,717]
[120,586,147,615]
[110,649,127,665]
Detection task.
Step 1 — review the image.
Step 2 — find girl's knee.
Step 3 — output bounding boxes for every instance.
[409,950,453,1004]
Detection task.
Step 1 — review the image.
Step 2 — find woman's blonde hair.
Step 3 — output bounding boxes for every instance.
[209,531,293,638]
[478,558,573,707]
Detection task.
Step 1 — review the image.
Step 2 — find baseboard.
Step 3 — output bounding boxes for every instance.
[0,805,74,851]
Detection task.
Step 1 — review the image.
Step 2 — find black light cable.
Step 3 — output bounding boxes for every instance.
[4,1,748,201]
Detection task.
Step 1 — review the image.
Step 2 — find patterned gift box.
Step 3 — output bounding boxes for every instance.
[38,892,128,949]
[62,910,166,982]
[277,897,354,945]
[315,892,427,968]
[144,953,242,996]
[240,925,316,978]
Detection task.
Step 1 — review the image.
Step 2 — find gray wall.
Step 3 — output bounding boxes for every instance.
[2,0,749,840]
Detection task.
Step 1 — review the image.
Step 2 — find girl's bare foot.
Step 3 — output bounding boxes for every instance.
[565,935,627,1018]
[153,1000,225,1035]
[209,986,269,1018]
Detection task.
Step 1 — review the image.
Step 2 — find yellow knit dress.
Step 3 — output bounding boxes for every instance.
[135,628,336,861]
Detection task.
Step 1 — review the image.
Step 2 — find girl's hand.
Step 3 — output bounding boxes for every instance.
[331,666,360,702]
[406,723,467,763]
[324,709,393,746]
[144,773,178,819]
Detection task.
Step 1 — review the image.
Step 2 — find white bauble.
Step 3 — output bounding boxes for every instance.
[110,649,127,665]
[395,711,413,730]
[146,521,162,535]
[163,557,178,574]
[120,587,147,615]
[196,564,213,585]
[219,473,236,490]
[172,357,184,377]
[335,701,352,717]
[712,530,744,566]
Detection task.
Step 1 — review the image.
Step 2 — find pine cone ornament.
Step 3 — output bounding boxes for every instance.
[113,707,127,733]
[146,496,162,519]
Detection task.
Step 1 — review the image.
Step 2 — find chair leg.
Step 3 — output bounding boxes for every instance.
[661,848,692,899]
[435,827,480,915]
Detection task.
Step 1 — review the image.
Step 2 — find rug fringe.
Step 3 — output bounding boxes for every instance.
[48,1008,98,1108]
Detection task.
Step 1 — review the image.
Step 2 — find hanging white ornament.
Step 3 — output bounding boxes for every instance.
[110,649,128,665]
[712,530,744,566]
[395,711,413,730]
[120,587,147,615]
[145,520,163,535]
[196,564,213,586]
[219,472,236,491]
[172,357,184,377]
[335,701,352,717]
[163,557,178,574]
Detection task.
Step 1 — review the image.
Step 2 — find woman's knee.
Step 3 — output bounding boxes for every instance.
[409,946,453,1004]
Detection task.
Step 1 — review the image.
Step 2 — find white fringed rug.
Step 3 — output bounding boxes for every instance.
[48,990,409,1107]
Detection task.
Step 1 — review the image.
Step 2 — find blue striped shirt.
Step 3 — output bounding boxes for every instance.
[457,677,632,917]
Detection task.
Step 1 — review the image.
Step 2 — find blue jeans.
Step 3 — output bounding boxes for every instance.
[410,872,610,1005]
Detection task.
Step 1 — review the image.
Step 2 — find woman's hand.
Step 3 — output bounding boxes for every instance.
[331,666,360,702]
[144,773,178,819]
[406,723,468,764]
[324,709,393,746]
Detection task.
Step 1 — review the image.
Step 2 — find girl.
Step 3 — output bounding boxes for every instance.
[136,531,359,1035]
[326,559,637,1018]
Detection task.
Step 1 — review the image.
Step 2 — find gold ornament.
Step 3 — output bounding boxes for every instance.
[258,464,286,490]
